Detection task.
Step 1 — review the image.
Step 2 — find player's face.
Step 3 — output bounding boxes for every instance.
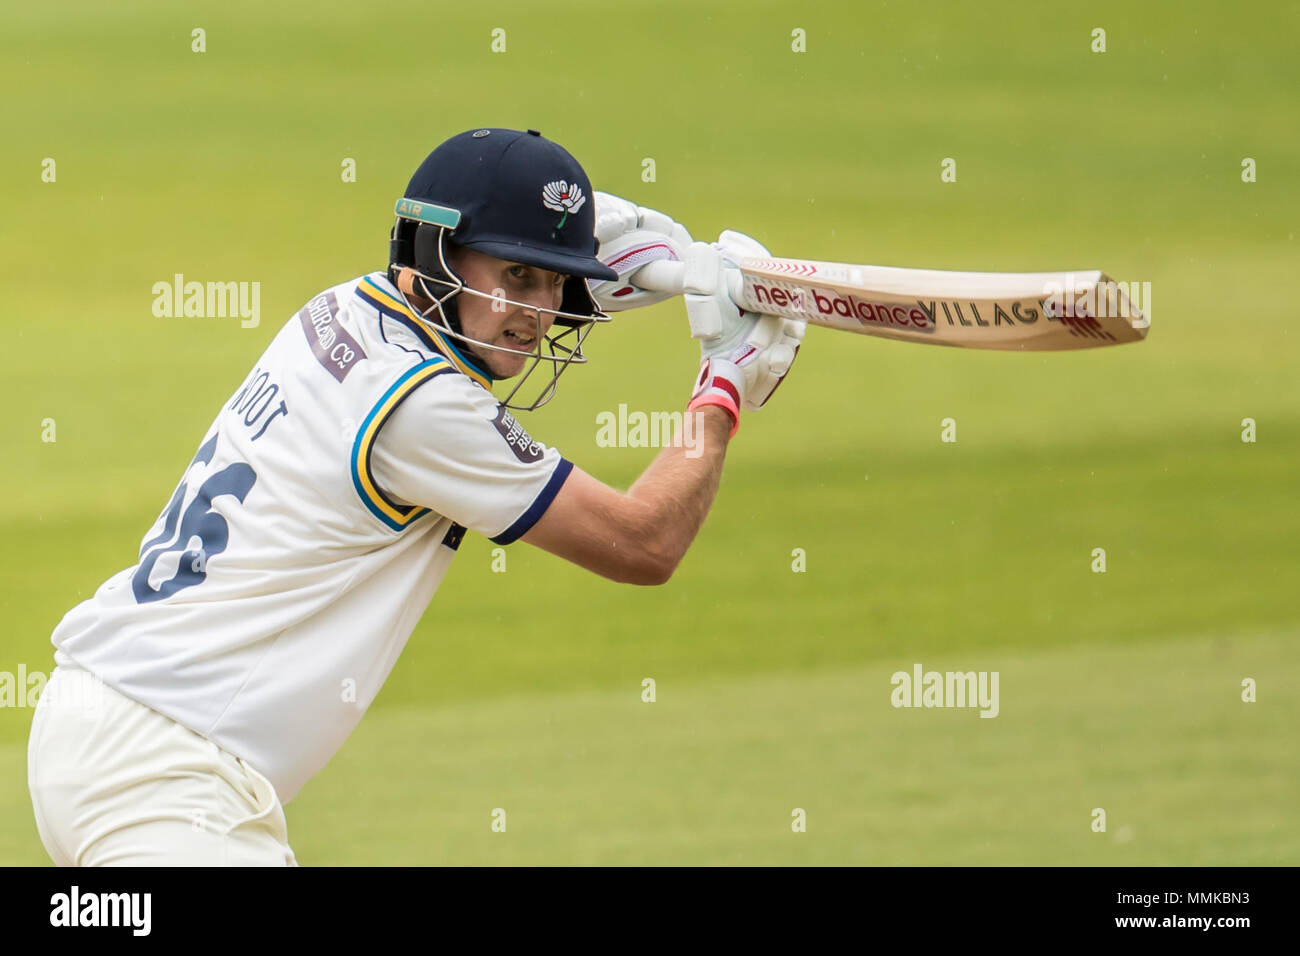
[449,247,567,379]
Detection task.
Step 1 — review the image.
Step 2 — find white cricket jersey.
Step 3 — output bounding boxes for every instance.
[51,272,572,803]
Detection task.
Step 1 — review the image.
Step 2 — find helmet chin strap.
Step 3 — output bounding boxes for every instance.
[393,266,498,380]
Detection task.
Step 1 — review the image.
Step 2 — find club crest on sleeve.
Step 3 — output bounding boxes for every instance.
[491,404,545,463]
[541,181,585,229]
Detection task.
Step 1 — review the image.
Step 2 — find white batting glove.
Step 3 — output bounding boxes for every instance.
[589,191,693,312]
[733,314,806,411]
[715,230,805,412]
[684,231,806,434]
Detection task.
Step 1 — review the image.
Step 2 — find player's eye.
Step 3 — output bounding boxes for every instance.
[506,265,565,288]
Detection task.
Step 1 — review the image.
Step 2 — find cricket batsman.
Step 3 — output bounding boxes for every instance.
[27,128,804,865]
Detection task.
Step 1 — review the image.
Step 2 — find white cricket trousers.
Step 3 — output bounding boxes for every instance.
[28,660,297,866]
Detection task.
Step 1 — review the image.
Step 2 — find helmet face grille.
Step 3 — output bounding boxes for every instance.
[391,225,611,412]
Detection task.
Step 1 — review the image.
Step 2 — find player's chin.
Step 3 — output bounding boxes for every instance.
[489,351,530,380]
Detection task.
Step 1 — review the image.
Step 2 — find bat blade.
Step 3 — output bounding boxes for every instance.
[736,258,1150,350]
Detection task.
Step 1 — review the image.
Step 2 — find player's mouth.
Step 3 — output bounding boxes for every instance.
[502,328,536,350]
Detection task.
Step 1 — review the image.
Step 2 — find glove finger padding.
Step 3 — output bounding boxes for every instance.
[590,191,693,312]
[593,191,640,244]
[683,241,734,342]
[734,315,807,411]
[770,318,806,376]
[716,228,772,265]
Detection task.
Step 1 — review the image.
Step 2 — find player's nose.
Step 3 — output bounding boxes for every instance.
[517,287,561,325]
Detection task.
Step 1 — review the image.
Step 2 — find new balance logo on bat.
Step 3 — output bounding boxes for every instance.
[630,256,1149,351]
[748,277,1149,336]
[750,281,1043,331]
[751,281,937,330]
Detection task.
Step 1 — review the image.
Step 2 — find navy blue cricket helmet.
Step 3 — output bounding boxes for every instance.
[386,128,615,410]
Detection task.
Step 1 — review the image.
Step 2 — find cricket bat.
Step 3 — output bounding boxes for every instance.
[633,257,1149,351]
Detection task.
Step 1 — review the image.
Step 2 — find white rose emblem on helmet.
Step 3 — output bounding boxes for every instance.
[541,180,586,228]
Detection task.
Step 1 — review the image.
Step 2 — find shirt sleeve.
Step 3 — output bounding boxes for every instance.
[367,372,572,543]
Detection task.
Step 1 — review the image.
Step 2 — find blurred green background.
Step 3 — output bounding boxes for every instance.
[2,0,1296,864]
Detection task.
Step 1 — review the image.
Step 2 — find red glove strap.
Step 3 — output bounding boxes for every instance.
[688,360,742,437]
[687,393,740,437]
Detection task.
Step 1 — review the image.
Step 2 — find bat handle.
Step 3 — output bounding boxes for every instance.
[631,259,746,304]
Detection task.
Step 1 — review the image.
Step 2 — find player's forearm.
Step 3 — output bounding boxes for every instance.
[519,406,729,586]
[623,405,732,581]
